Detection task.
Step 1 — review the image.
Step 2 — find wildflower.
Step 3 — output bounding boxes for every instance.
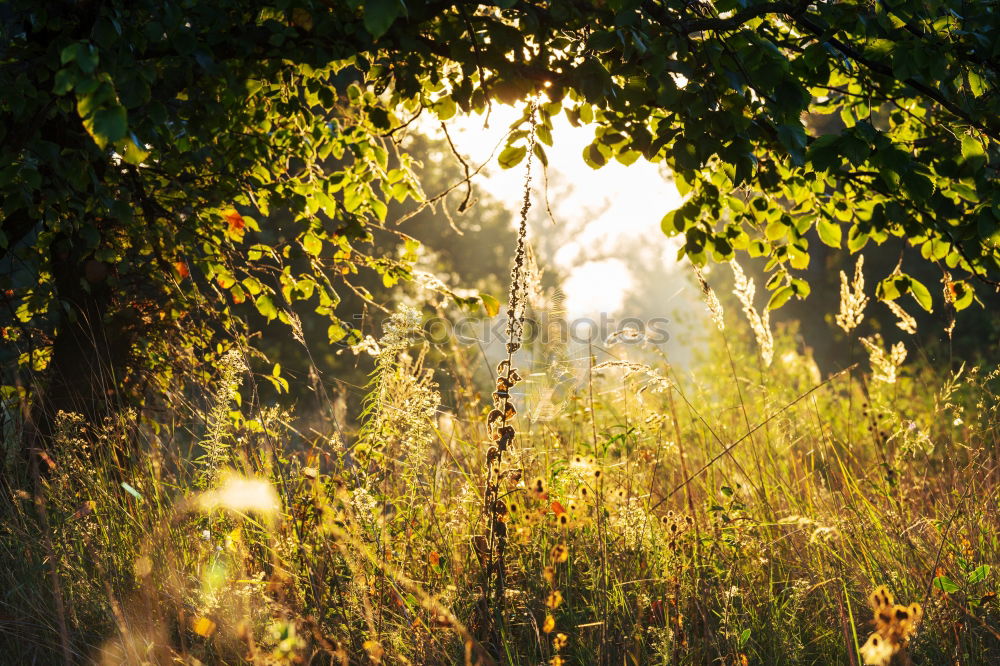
[543,614,556,633]
[349,334,381,357]
[545,590,563,609]
[552,633,569,650]
[731,260,773,366]
[197,349,246,486]
[859,586,922,666]
[531,477,547,496]
[550,544,569,563]
[836,255,868,334]
[191,615,217,637]
[859,633,894,666]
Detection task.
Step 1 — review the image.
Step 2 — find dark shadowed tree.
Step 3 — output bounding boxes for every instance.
[2,0,999,450]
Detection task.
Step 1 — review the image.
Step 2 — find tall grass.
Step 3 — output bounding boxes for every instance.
[1,294,998,665]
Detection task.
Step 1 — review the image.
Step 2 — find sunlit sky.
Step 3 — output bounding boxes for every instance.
[425,103,683,319]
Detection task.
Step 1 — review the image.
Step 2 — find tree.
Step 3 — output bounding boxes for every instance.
[2,0,999,442]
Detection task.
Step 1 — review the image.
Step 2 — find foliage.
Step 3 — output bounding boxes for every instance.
[4,0,1000,428]
[2,293,999,663]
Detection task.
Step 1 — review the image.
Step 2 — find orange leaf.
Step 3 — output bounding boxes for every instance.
[428,551,440,566]
[173,261,190,279]
[550,501,566,517]
[223,209,246,241]
[224,209,245,230]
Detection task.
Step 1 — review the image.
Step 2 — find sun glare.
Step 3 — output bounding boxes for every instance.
[430,103,682,318]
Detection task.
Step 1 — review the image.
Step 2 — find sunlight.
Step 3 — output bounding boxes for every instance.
[432,103,682,318]
[561,258,633,316]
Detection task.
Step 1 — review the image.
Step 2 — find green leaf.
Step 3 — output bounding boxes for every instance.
[302,232,323,256]
[908,276,933,312]
[216,270,237,289]
[242,277,263,296]
[765,219,787,241]
[614,149,641,166]
[120,482,143,501]
[87,105,127,149]
[328,321,347,344]
[967,565,991,585]
[60,43,81,65]
[479,293,501,318]
[816,217,842,248]
[498,145,527,169]
[364,0,402,38]
[119,133,150,165]
[255,294,278,321]
[776,123,806,166]
[961,133,985,160]
[53,68,78,95]
[768,285,794,310]
[61,42,98,73]
[583,143,608,169]
[847,225,869,252]
[431,95,457,120]
[933,575,959,594]
[533,142,548,167]
[950,280,974,311]
[788,244,809,270]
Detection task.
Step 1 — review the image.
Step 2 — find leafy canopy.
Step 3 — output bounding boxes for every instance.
[2,0,999,399]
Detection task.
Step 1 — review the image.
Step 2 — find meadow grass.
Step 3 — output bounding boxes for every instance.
[1,303,998,665]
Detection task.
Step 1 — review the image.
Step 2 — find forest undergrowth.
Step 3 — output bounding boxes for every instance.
[1,268,999,666]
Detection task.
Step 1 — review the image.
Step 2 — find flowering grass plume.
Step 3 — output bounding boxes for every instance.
[836,255,868,334]
[860,334,907,384]
[731,260,773,367]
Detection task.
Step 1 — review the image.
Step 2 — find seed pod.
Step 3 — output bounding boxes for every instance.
[487,408,504,431]
[497,425,515,450]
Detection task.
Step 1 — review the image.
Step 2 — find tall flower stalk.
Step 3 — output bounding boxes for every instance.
[482,101,537,626]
